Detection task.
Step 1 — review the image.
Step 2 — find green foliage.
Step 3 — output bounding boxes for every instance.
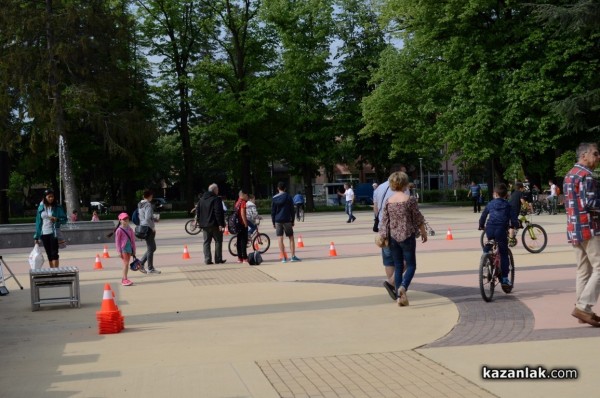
[555,150,577,178]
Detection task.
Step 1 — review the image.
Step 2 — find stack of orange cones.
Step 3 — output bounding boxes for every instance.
[182,245,191,259]
[224,225,230,236]
[297,235,305,248]
[94,254,103,270]
[102,245,110,258]
[329,242,338,257]
[446,228,454,240]
[96,284,124,334]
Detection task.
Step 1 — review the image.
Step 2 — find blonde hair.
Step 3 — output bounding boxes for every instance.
[388,171,409,192]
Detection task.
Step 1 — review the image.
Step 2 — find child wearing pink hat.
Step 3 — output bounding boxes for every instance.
[115,212,136,286]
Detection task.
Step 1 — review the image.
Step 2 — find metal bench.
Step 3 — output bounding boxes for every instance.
[29,267,80,311]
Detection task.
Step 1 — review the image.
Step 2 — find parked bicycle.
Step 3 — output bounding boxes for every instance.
[184,207,202,235]
[228,220,271,256]
[479,210,547,253]
[479,238,515,302]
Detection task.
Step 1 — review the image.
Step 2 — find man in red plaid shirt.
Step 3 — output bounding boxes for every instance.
[564,142,600,326]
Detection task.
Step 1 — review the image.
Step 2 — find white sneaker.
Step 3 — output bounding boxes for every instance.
[148,269,161,274]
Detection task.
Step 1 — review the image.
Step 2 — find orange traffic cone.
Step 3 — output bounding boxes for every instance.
[224,225,230,236]
[182,245,191,260]
[99,284,118,312]
[297,235,305,248]
[446,227,454,240]
[329,242,338,257]
[94,254,103,270]
[102,245,110,258]
[96,283,124,334]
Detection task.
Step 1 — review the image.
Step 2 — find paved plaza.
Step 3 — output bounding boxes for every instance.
[0,206,596,397]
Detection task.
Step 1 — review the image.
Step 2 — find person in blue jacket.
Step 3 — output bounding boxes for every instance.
[479,183,519,291]
[33,188,67,268]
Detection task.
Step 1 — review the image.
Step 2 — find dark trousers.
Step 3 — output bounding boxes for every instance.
[41,233,59,261]
[472,197,481,212]
[203,226,223,263]
[485,226,510,278]
[140,229,157,270]
[236,227,248,260]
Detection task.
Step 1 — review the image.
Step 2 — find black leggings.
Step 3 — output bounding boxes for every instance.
[41,233,59,261]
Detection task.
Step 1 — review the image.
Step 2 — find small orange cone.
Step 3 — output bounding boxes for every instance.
[96,283,124,334]
[182,245,191,260]
[102,245,110,258]
[446,227,453,240]
[94,254,103,270]
[329,242,338,257]
[224,225,230,236]
[297,235,305,248]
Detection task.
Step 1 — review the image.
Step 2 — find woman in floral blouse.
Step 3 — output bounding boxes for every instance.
[379,171,428,306]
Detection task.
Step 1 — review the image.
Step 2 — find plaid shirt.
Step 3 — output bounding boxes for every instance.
[564,164,600,245]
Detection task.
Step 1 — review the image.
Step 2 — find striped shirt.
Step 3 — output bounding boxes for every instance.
[563,164,600,245]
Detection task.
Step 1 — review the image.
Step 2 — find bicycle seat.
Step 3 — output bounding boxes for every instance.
[484,240,496,250]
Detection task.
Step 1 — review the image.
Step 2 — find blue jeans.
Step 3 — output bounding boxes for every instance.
[485,226,509,278]
[389,235,417,291]
[345,201,354,220]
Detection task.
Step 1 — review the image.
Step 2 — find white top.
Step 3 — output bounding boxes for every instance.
[41,207,54,235]
[550,184,557,197]
[345,188,354,203]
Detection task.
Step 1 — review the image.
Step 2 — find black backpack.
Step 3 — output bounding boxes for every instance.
[227,204,241,235]
[248,251,263,266]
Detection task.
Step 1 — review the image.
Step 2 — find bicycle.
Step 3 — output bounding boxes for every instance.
[479,210,547,253]
[228,220,271,256]
[184,207,202,235]
[295,204,305,222]
[479,238,515,302]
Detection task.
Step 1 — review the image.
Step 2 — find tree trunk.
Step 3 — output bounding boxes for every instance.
[178,81,194,208]
[46,0,80,216]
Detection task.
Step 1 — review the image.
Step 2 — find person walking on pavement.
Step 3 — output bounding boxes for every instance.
[272,181,301,263]
[564,142,600,326]
[339,183,356,223]
[378,172,428,306]
[467,181,482,213]
[373,177,395,300]
[138,189,161,274]
[548,179,558,214]
[197,183,227,265]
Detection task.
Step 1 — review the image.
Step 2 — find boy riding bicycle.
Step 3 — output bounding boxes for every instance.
[479,183,520,291]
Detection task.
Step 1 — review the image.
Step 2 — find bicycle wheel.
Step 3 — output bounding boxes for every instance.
[228,236,238,257]
[300,207,304,222]
[252,233,270,254]
[532,201,542,215]
[184,219,202,235]
[479,230,486,249]
[521,224,547,253]
[479,253,495,302]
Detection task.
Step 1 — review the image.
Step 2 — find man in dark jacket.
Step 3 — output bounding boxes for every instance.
[197,183,226,264]
[271,181,301,263]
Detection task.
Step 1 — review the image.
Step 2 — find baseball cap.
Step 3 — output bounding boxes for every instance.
[118,212,129,220]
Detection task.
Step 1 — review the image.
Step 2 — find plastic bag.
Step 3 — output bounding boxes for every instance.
[28,244,45,270]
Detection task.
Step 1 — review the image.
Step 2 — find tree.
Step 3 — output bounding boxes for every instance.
[0,0,157,219]
[263,0,335,210]
[136,0,211,206]
[331,0,388,181]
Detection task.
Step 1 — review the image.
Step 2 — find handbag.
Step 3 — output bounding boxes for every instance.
[375,204,390,248]
[135,225,149,239]
[373,186,390,232]
[248,251,263,266]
